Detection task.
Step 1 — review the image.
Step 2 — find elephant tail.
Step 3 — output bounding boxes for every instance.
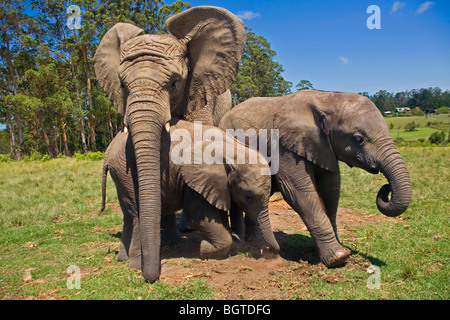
[101,161,109,212]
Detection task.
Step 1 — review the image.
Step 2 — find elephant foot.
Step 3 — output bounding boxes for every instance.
[229,232,243,254]
[199,239,232,260]
[117,251,129,262]
[128,257,141,270]
[320,245,351,268]
[124,244,142,270]
[118,248,141,270]
[117,242,129,262]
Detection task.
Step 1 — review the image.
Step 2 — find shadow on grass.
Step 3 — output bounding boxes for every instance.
[274,231,386,268]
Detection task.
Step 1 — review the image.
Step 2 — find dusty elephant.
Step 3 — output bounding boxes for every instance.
[219,90,412,267]
[93,6,245,282]
[101,120,279,269]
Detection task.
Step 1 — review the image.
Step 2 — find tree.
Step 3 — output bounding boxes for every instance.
[296,80,314,91]
[404,121,416,132]
[95,0,190,36]
[0,0,34,159]
[231,29,292,103]
[406,88,436,113]
[31,0,90,153]
[393,91,408,108]
[429,131,446,145]
[370,90,394,113]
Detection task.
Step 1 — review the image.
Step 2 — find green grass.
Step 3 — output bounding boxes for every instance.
[0,146,448,300]
[0,159,213,300]
[384,113,450,129]
[384,114,450,142]
[389,127,441,141]
[334,146,449,300]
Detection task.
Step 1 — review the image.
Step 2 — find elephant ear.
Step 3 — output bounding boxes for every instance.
[274,99,339,172]
[166,6,245,117]
[93,23,143,117]
[180,140,231,211]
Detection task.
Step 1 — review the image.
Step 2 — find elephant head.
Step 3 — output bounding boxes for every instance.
[274,90,411,217]
[178,134,280,253]
[93,6,245,282]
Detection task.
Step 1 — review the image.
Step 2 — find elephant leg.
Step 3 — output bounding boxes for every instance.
[244,216,259,241]
[183,188,233,259]
[127,215,142,269]
[161,212,179,243]
[228,201,244,252]
[116,193,137,262]
[179,210,195,233]
[315,169,341,241]
[116,196,141,269]
[229,201,245,243]
[118,213,132,262]
[276,149,350,267]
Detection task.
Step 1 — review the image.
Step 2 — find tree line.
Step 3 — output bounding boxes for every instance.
[1,1,448,159]
[362,88,450,115]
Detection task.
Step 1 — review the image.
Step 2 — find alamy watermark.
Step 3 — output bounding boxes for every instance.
[367,5,381,29]
[170,122,279,175]
[66,5,82,30]
[366,265,381,289]
[66,265,81,289]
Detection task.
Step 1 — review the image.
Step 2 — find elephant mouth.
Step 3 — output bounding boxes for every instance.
[366,168,379,175]
[346,162,379,175]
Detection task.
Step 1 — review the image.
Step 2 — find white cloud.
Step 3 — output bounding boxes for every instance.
[339,57,349,65]
[391,1,405,14]
[416,1,435,14]
[236,11,261,21]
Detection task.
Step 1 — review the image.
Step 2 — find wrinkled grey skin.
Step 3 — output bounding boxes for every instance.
[94,6,245,282]
[178,89,233,233]
[219,90,411,267]
[101,120,279,269]
[186,89,233,126]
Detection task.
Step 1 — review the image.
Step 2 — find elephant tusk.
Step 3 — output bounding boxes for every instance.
[124,127,128,134]
[165,122,171,133]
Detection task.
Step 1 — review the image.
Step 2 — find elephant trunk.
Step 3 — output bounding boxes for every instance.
[376,144,411,217]
[127,101,168,283]
[256,207,280,253]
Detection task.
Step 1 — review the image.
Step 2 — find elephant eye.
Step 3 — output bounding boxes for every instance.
[170,79,180,90]
[246,195,253,201]
[353,134,365,145]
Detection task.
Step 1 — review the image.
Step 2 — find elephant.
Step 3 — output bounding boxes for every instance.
[93,6,245,282]
[218,90,412,267]
[101,120,280,269]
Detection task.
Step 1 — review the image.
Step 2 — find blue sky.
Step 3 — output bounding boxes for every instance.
[187,0,450,95]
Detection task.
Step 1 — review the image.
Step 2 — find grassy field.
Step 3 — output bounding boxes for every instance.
[385,114,449,142]
[0,144,448,300]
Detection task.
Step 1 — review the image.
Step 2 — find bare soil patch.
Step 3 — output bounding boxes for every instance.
[158,197,396,299]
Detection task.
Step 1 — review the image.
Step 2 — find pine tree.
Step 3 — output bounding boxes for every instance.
[231,29,292,104]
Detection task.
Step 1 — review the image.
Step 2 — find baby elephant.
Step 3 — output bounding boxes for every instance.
[101,120,279,269]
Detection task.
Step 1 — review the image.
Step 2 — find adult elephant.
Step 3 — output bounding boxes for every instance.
[93,6,245,282]
[219,90,412,267]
